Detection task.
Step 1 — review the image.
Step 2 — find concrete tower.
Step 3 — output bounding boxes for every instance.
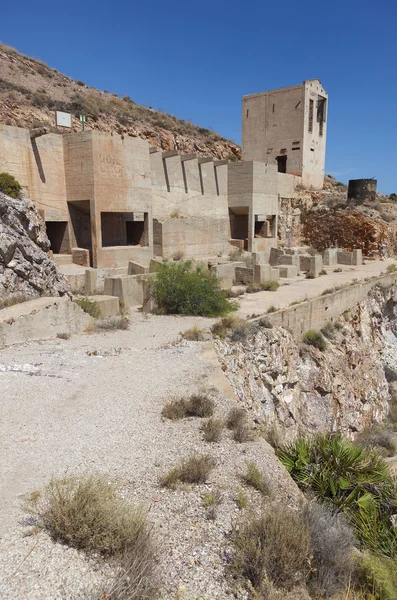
[242,79,327,189]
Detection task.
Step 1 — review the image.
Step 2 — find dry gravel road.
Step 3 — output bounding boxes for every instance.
[0,312,300,599]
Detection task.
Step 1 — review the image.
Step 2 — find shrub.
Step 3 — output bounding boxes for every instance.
[57,332,70,340]
[181,325,206,341]
[95,316,130,330]
[261,280,279,291]
[258,317,273,328]
[226,407,247,430]
[246,283,261,294]
[305,502,356,597]
[172,250,184,261]
[232,506,310,591]
[278,433,397,557]
[233,421,254,443]
[0,172,21,198]
[160,454,216,488]
[236,491,248,510]
[202,490,222,519]
[334,267,343,273]
[306,272,315,279]
[223,288,244,299]
[266,305,277,313]
[74,297,101,318]
[387,264,397,273]
[303,329,327,351]
[201,417,223,442]
[319,269,327,276]
[244,462,269,494]
[162,393,214,420]
[353,551,397,600]
[211,315,246,339]
[152,260,236,317]
[24,475,150,557]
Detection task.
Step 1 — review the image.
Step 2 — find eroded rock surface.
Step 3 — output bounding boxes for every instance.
[0,191,69,299]
[216,285,397,440]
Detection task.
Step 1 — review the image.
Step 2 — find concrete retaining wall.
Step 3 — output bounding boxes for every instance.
[256,272,397,338]
[0,297,92,347]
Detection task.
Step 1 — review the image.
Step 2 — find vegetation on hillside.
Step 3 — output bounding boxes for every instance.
[0,172,21,198]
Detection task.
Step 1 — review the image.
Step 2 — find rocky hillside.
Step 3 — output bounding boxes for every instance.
[0,43,241,160]
[216,283,397,441]
[297,176,397,257]
[0,191,69,303]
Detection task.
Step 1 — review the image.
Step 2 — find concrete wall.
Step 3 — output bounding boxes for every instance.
[242,79,327,190]
[257,272,397,338]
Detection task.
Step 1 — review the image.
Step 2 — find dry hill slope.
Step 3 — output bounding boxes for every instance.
[0,43,240,160]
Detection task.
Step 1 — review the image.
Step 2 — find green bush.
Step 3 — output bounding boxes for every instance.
[353,551,397,600]
[152,260,236,317]
[278,433,397,557]
[0,172,21,198]
[387,264,397,273]
[73,297,101,318]
[303,329,327,351]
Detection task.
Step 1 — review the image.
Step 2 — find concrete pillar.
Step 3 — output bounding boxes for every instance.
[352,249,363,266]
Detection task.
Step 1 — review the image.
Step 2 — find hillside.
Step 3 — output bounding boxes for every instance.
[0,43,241,160]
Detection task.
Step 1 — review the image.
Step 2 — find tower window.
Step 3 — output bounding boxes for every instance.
[308,99,314,133]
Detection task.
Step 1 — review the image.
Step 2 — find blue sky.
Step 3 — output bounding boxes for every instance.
[1,0,396,193]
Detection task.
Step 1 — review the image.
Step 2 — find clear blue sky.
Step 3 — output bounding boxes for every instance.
[1,0,396,193]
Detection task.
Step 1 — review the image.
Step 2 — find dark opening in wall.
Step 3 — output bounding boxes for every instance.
[45,221,69,254]
[309,99,314,133]
[101,212,148,247]
[255,215,276,238]
[276,155,287,173]
[229,208,248,242]
[317,95,326,136]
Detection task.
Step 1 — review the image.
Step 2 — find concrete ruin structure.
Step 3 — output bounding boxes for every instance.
[0,80,329,276]
[242,79,327,189]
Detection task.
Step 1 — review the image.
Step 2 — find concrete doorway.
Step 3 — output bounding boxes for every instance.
[45,221,69,254]
[276,155,287,173]
[68,201,93,265]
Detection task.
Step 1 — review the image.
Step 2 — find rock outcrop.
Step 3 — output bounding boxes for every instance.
[0,192,69,300]
[215,285,397,440]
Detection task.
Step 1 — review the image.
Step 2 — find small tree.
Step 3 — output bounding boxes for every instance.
[0,172,21,198]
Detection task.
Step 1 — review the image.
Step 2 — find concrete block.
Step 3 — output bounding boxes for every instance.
[104,274,147,307]
[214,262,245,289]
[235,267,254,285]
[269,247,283,266]
[352,249,363,266]
[128,261,149,275]
[142,277,157,313]
[85,269,97,295]
[278,254,298,266]
[337,251,353,265]
[323,248,338,266]
[270,267,280,282]
[229,239,245,250]
[279,265,298,278]
[88,295,120,317]
[254,264,272,283]
[299,255,311,272]
[252,252,267,265]
[149,259,163,273]
[71,247,90,267]
[309,255,323,277]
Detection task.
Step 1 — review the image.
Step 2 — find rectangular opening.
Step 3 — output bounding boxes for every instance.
[255,215,276,238]
[317,95,326,136]
[229,208,248,242]
[276,155,287,173]
[45,221,69,254]
[101,212,148,247]
[309,99,314,133]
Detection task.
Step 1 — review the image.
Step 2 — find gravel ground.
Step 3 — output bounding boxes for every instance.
[0,312,300,599]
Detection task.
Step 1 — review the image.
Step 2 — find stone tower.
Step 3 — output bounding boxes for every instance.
[242,79,327,189]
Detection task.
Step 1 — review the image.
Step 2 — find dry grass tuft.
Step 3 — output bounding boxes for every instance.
[244,462,269,494]
[211,315,249,340]
[233,421,255,443]
[160,455,216,488]
[24,475,151,558]
[356,425,397,457]
[181,325,206,341]
[56,332,70,340]
[96,316,130,331]
[201,417,224,443]
[226,407,247,430]
[162,393,214,420]
[232,505,310,592]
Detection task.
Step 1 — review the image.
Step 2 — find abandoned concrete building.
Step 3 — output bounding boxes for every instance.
[242,79,327,189]
[0,79,327,270]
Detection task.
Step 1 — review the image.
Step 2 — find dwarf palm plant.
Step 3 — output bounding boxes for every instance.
[278,433,397,557]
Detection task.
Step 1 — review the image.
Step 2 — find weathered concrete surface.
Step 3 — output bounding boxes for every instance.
[88,295,119,317]
[0,297,91,346]
[279,265,298,278]
[235,266,254,285]
[103,274,146,307]
[212,261,245,289]
[128,261,149,275]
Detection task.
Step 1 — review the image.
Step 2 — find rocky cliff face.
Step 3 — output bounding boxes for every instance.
[215,285,397,440]
[0,192,69,301]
